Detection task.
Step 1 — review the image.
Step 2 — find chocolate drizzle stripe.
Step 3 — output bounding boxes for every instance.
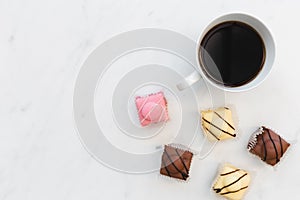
[174,148,189,174]
[261,133,267,161]
[220,169,240,176]
[202,118,236,137]
[278,135,283,157]
[165,149,188,180]
[214,173,248,193]
[204,127,220,140]
[266,129,279,162]
[213,111,235,130]
[220,186,248,195]
[162,158,171,177]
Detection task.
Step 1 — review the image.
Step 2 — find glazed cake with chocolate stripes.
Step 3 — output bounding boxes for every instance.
[160,145,193,181]
[247,126,290,166]
[135,92,169,127]
[213,164,251,200]
[201,107,236,141]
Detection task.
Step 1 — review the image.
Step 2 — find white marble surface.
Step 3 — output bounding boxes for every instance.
[1,0,300,199]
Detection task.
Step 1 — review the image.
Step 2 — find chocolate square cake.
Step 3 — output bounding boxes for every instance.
[247,126,290,166]
[160,145,193,181]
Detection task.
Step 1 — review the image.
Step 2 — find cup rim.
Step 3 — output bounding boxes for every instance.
[196,12,275,92]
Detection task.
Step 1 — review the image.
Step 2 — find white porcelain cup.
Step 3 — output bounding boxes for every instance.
[177,13,275,92]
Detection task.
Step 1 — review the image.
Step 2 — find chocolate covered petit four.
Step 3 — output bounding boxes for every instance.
[160,145,193,181]
[248,126,290,166]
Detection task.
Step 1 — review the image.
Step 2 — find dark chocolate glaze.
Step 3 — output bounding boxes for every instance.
[248,127,290,166]
[202,117,236,137]
[261,132,267,161]
[175,148,189,173]
[213,111,235,130]
[220,186,248,195]
[214,173,248,193]
[160,145,193,180]
[279,136,283,156]
[162,159,171,177]
[220,169,240,176]
[205,126,220,140]
[164,148,188,179]
[266,128,279,163]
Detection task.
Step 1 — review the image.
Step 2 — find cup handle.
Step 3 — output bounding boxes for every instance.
[176,71,202,91]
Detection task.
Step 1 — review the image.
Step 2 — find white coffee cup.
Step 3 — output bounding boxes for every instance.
[177,13,275,92]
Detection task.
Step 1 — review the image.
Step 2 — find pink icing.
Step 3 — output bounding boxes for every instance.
[141,102,165,122]
[135,92,169,126]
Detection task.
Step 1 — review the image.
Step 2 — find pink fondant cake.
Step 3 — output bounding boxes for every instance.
[135,92,169,126]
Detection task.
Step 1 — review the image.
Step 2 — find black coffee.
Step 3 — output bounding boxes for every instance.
[200,21,265,87]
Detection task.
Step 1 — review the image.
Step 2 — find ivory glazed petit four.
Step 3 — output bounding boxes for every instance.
[201,107,236,141]
[213,164,251,200]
